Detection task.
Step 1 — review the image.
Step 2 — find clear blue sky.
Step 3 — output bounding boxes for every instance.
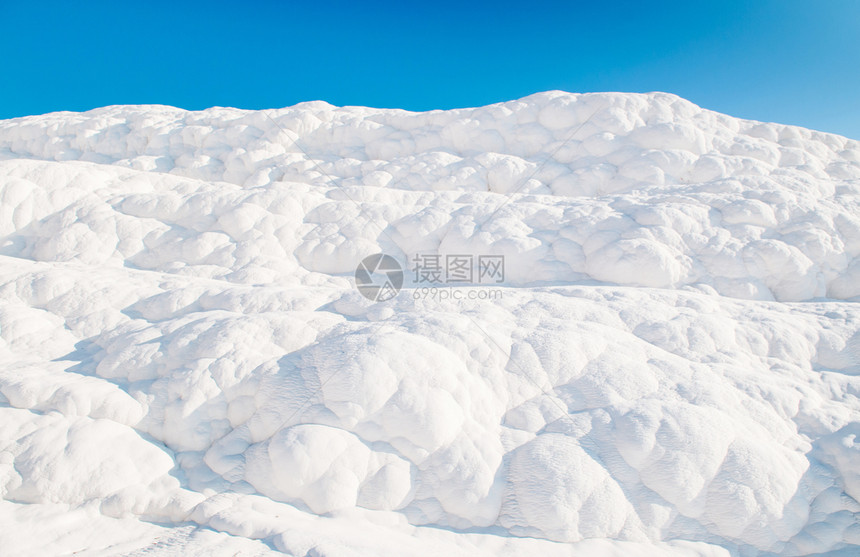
[2,0,859,139]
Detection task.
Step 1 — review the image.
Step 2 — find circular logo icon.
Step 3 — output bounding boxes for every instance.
[355,253,403,302]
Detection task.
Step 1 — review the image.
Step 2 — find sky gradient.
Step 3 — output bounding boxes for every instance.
[2,0,859,139]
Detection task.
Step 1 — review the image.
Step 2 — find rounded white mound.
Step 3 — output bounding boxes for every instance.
[0,92,859,557]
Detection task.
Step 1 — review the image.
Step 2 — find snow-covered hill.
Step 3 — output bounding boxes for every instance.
[0,92,858,556]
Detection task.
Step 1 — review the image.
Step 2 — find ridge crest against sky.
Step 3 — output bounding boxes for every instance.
[1,0,859,139]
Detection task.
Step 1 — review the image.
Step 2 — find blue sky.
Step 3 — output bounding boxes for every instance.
[2,0,859,139]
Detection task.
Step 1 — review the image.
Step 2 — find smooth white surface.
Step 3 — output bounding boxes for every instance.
[0,92,859,556]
